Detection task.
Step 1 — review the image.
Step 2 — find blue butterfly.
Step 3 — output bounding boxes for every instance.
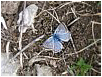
[43,23,71,53]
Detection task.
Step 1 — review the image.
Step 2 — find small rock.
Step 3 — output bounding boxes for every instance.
[35,64,52,76]
[1,53,20,76]
[1,1,20,14]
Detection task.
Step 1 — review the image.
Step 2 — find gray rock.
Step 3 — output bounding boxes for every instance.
[35,64,52,76]
[1,1,20,14]
[1,53,20,76]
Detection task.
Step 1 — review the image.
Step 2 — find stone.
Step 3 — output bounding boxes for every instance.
[1,53,20,76]
[35,64,52,76]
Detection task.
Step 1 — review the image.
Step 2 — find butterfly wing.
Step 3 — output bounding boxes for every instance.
[56,33,71,42]
[54,23,68,33]
[53,38,63,53]
[43,36,54,49]
[43,23,70,53]
[54,23,71,42]
[43,36,63,53]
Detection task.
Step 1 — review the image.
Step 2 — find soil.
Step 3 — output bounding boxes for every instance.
[1,1,101,76]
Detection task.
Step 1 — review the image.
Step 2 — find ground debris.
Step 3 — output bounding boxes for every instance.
[1,1,20,14]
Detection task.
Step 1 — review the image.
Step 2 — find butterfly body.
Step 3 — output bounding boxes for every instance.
[43,23,71,53]
[53,34,62,42]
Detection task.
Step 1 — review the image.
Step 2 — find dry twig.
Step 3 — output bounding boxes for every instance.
[77,13,101,16]
[91,68,101,74]
[46,10,61,23]
[68,17,80,26]
[66,39,100,56]
[71,7,77,18]
[6,41,10,59]
[10,35,45,61]
[1,16,7,30]
[38,56,60,60]
[91,21,101,25]
[60,1,91,9]
[53,9,59,22]
[29,55,60,66]
[35,10,61,23]
[18,1,26,68]
[42,1,46,10]
[70,35,78,57]
[91,21,97,47]
[29,57,46,66]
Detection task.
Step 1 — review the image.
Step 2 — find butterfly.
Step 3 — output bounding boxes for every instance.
[43,23,71,53]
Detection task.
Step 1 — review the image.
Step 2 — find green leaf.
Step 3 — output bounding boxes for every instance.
[97,1,101,6]
[70,65,76,70]
[72,58,92,76]
[82,64,92,73]
[76,58,85,66]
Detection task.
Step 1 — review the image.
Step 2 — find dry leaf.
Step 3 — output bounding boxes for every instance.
[17,4,38,33]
